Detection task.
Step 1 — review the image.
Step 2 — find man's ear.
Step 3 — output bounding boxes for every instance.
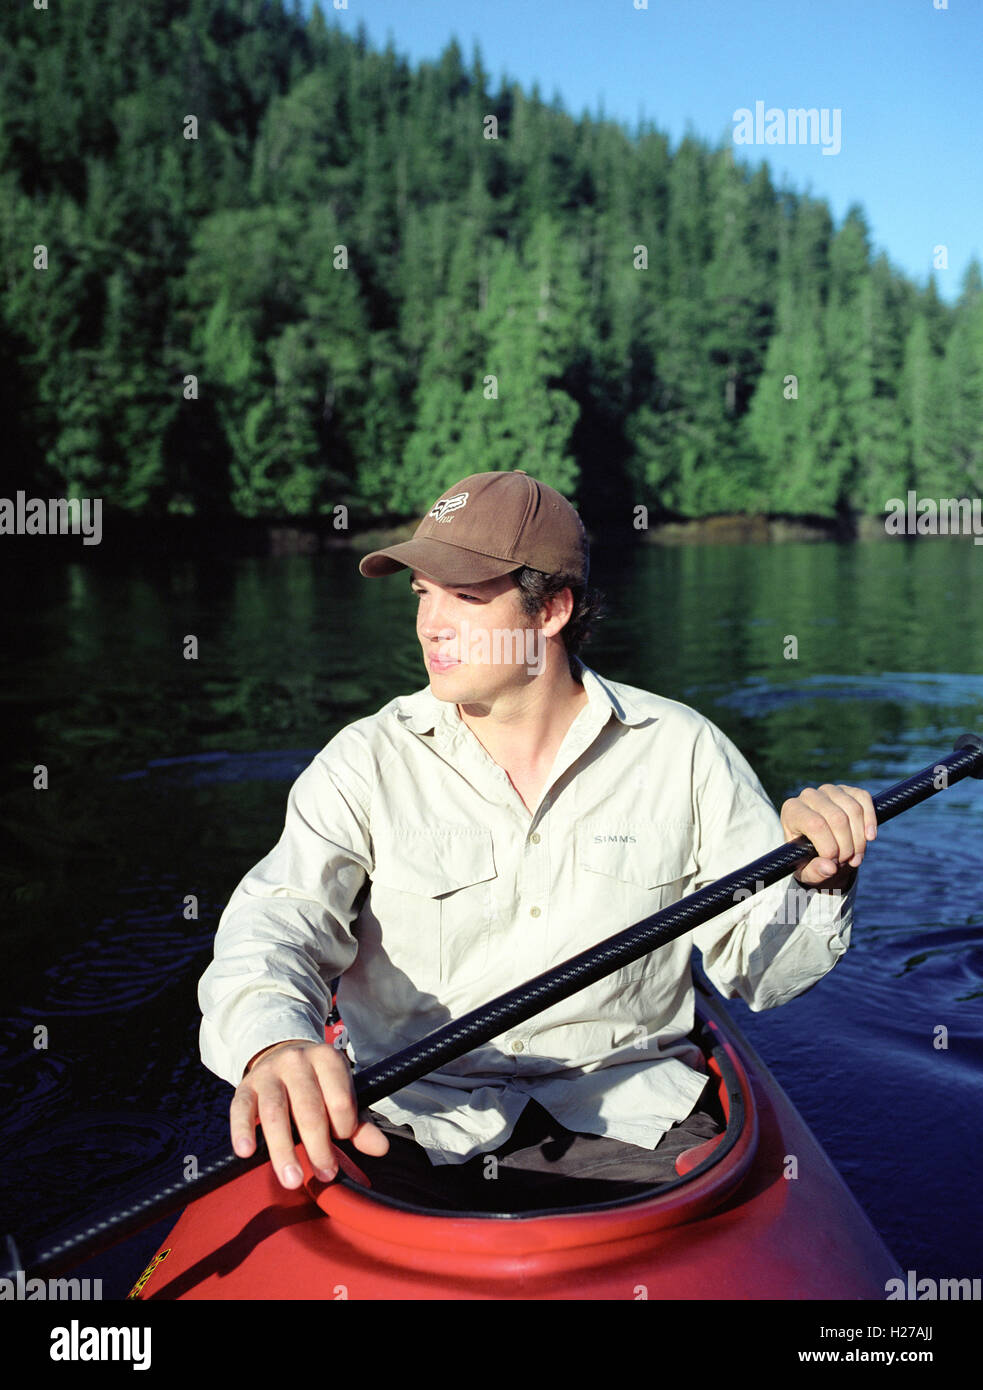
[539,587,574,637]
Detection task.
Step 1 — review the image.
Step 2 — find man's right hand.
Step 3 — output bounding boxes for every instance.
[230,1039,390,1190]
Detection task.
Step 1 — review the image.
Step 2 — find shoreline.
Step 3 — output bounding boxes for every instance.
[0,510,964,561]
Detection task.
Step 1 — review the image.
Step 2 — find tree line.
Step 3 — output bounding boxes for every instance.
[1,0,980,530]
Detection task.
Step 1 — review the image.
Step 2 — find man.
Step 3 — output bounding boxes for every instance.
[199,471,876,1210]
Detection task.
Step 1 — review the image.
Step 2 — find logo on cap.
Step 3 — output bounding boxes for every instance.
[429,492,469,523]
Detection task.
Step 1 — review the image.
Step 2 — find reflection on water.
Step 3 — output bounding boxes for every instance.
[1,537,981,1281]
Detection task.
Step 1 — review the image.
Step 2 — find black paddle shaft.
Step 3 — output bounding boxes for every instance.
[353,733,983,1105]
[5,734,981,1280]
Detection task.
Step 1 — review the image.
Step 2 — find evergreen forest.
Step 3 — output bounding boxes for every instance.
[2,0,981,531]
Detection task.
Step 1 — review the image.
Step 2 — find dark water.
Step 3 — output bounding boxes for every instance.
[1,537,981,1293]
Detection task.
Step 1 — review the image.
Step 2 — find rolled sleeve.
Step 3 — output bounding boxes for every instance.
[198,729,374,1084]
[690,720,855,1012]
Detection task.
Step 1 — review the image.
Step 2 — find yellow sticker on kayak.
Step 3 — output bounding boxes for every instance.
[126,1248,170,1300]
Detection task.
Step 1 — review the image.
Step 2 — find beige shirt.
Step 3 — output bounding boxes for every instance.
[198,661,855,1163]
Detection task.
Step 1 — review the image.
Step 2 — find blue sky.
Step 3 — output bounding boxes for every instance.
[322,0,981,301]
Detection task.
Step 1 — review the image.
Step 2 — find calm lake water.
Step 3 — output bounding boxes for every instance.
[1,535,981,1295]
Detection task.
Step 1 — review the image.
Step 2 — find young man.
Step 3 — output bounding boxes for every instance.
[199,471,876,1209]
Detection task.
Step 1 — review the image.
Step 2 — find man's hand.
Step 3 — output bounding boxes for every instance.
[230,1039,389,1190]
[781,783,878,889]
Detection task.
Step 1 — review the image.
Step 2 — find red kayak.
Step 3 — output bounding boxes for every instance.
[128,980,900,1301]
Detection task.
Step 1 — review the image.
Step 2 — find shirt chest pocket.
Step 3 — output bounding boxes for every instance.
[575,821,698,981]
[368,824,498,991]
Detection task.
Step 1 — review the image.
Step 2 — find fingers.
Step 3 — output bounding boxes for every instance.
[842,783,878,850]
[783,783,878,878]
[270,1048,339,1185]
[814,784,871,865]
[230,1055,311,1187]
[229,1042,389,1189]
[308,1050,390,1162]
[229,1083,260,1159]
[230,1039,316,1179]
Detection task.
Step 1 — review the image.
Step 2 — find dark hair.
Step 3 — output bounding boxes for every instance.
[512,567,605,671]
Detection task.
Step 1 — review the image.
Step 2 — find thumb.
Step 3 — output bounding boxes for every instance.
[795,858,839,885]
[350,1113,391,1157]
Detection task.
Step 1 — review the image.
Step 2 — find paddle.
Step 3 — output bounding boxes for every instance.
[4,733,981,1281]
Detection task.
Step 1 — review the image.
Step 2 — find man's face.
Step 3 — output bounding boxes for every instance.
[410,570,546,701]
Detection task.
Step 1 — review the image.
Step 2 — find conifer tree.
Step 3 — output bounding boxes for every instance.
[944,262,983,493]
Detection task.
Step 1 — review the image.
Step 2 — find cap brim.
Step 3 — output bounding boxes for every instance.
[359,537,522,584]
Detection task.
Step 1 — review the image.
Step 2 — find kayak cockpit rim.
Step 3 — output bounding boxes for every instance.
[323,1011,750,1222]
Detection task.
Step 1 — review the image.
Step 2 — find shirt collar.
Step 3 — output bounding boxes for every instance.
[577,660,651,727]
[392,658,651,735]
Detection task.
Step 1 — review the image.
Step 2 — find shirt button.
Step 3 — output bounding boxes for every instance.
[530,832,541,844]
[530,906,541,918]
[511,1040,525,1053]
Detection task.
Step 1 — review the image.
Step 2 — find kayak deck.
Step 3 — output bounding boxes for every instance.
[132,987,900,1300]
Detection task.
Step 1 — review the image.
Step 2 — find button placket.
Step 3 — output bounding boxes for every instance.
[524,798,549,934]
[520,800,550,984]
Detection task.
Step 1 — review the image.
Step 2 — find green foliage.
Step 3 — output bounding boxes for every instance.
[943,263,983,493]
[400,215,582,508]
[0,0,975,526]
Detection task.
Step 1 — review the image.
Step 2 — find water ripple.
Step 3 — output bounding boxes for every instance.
[117,748,316,787]
[0,1021,73,1133]
[22,907,214,1015]
[710,671,983,717]
[0,1113,188,1231]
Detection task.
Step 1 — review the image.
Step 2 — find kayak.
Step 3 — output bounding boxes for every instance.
[120,737,981,1301]
[127,978,901,1301]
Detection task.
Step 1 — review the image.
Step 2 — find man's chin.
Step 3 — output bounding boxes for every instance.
[427,663,468,699]
[427,664,500,706]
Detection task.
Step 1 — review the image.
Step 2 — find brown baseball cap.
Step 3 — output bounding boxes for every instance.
[358,471,588,584]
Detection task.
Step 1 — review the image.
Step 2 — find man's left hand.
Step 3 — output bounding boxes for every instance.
[780,783,878,889]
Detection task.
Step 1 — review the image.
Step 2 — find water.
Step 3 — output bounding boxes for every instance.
[1,536,981,1293]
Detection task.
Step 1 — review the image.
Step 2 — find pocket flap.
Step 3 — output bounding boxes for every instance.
[576,822,697,889]
[372,824,497,898]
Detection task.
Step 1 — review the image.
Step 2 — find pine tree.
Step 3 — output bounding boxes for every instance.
[944,261,983,494]
[902,309,945,497]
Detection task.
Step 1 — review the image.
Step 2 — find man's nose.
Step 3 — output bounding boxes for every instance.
[418,596,455,640]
